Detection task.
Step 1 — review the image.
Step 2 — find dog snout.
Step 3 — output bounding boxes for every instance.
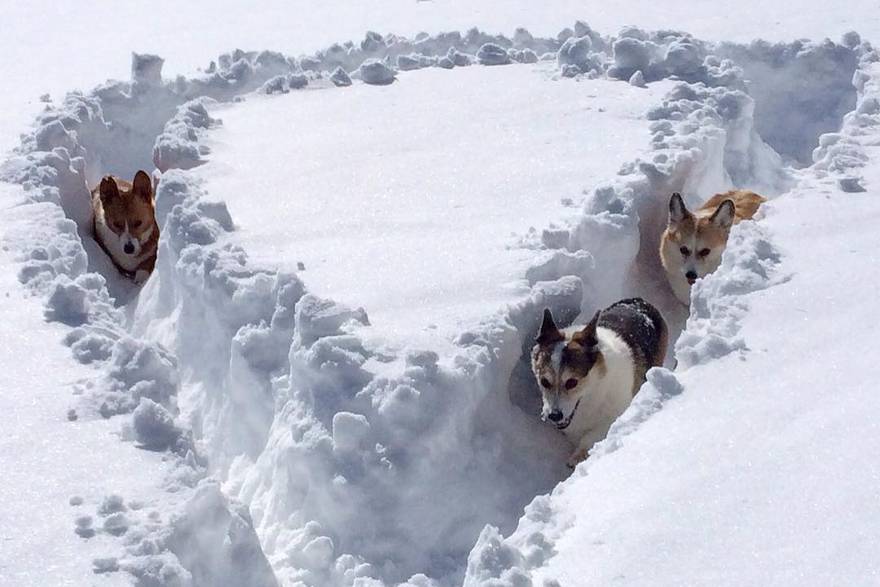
[547,410,564,423]
[123,242,135,255]
[685,270,697,284]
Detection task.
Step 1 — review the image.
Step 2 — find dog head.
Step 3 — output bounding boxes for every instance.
[662,192,733,286]
[97,171,156,258]
[530,308,605,430]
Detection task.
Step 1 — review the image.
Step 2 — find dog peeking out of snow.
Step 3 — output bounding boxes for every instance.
[91,171,159,284]
[661,190,766,305]
[531,299,668,467]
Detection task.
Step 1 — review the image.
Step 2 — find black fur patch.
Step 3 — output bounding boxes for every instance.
[598,298,668,373]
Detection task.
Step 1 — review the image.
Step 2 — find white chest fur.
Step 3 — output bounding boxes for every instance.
[561,327,636,449]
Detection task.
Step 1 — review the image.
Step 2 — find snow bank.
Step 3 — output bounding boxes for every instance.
[2,21,871,587]
[462,32,880,587]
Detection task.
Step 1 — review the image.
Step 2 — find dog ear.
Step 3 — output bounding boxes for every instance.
[710,199,736,230]
[132,170,153,202]
[668,193,691,225]
[572,310,600,348]
[99,176,120,204]
[536,308,564,345]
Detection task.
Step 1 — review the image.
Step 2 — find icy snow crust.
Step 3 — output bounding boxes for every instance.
[0,21,873,587]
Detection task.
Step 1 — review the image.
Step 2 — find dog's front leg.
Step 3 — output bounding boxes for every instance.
[566,427,609,469]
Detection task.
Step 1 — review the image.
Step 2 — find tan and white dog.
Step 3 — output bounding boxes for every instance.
[660,190,766,305]
[91,171,159,283]
[531,298,668,467]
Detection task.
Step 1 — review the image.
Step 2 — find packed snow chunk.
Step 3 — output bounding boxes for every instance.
[448,47,473,67]
[98,494,128,516]
[167,481,278,587]
[92,557,120,574]
[519,49,539,64]
[330,67,352,87]
[132,398,181,451]
[477,43,511,66]
[629,70,646,87]
[288,72,309,89]
[463,526,530,587]
[260,75,290,94]
[663,38,705,77]
[108,337,179,407]
[102,512,130,536]
[44,275,90,324]
[295,294,369,345]
[437,56,455,69]
[332,411,371,452]
[359,59,396,85]
[557,36,596,74]
[608,36,654,80]
[838,176,866,192]
[131,52,164,86]
[397,53,433,71]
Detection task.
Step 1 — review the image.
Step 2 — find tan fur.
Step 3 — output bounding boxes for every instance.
[660,190,766,305]
[91,171,159,281]
[699,190,766,222]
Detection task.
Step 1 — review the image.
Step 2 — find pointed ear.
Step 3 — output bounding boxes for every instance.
[99,176,120,204]
[132,170,153,202]
[668,193,691,225]
[710,199,735,230]
[536,308,564,345]
[571,310,600,348]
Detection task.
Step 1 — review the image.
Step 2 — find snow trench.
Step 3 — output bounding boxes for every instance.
[1,22,876,587]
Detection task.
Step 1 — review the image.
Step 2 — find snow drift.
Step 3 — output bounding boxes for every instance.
[0,20,872,587]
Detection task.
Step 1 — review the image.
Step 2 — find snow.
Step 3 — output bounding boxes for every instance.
[2,2,880,587]
[0,184,169,586]
[198,63,669,345]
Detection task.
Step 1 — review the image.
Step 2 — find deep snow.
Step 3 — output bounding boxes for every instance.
[1,5,880,587]
[198,64,671,344]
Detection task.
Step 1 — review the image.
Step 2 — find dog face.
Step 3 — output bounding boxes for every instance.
[530,309,605,430]
[97,171,156,258]
[662,193,733,286]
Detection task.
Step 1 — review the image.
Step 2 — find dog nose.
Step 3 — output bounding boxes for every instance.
[547,410,564,423]
[685,270,697,283]
[124,242,135,255]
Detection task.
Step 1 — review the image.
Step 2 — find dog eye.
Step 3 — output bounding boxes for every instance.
[539,377,552,389]
[132,220,142,228]
[679,246,691,257]
[698,248,711,258]
[564,378,578,390]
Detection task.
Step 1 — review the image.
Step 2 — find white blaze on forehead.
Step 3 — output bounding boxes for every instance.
[550,340,566,375]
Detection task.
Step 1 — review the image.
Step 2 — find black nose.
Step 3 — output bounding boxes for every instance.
[685,270,697,281]
[548,410,563,423]
[124,242,135,255]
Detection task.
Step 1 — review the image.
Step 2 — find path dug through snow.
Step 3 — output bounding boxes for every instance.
[3,16,872,587]
[199,63,670,345]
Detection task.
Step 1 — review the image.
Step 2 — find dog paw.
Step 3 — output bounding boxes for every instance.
[566,448,588,469]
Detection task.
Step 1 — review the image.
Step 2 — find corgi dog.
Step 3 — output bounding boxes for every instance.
[91,171,159,283]
[660,190,766,305]
[531,298,668,467]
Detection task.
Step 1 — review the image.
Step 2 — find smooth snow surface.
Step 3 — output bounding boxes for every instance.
[200,64,668,343]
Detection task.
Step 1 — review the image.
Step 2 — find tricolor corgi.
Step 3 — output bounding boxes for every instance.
[91,171,159,283]
[660,190,766,305]
[531,298,668,467]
